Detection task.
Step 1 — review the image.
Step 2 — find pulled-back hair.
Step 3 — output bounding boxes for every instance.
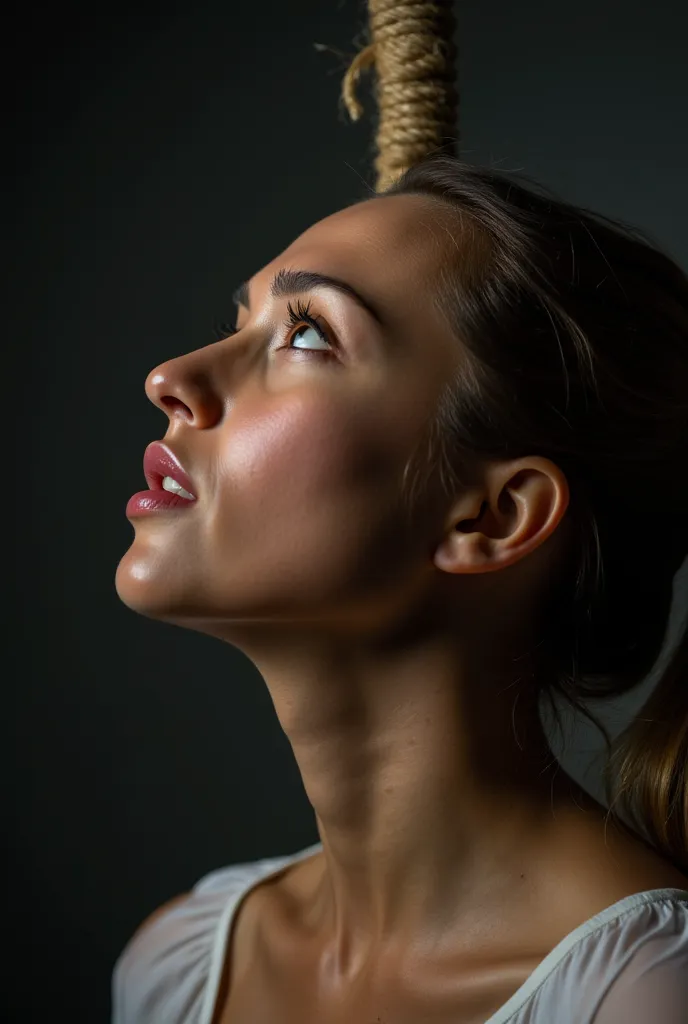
[379,154,688,874]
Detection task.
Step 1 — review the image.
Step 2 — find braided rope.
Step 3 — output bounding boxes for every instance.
[341,0,459,192]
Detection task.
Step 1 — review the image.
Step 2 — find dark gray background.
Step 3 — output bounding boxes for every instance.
[10,0,687,1020]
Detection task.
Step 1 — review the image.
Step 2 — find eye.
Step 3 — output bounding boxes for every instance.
[280,298,335,358]
[212,298,336,359]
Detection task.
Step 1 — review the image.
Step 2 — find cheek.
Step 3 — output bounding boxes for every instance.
[216,393,389,519]
[202,392,411,605]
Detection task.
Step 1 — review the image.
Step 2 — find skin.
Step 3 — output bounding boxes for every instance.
[115,194,680,1011]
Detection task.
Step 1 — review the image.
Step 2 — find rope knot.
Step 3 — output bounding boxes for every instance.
[339,0,459,191]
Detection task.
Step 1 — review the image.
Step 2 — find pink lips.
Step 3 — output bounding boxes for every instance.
[125,441,198,518]
[142,441,198,497]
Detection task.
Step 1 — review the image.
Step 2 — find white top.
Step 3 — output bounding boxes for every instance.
[112,840,688,1023]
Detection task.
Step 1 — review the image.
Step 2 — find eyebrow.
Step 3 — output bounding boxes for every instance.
[232,267,384,326]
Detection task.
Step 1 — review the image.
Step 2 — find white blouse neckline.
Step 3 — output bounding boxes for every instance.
[198,842,688,1024]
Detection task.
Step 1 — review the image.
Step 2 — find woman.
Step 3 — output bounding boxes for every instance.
[112,155,688,1023]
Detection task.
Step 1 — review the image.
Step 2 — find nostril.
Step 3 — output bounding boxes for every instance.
[160,396,192,416]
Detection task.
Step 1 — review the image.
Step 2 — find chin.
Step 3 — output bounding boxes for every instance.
[114,551,183,622]
[114,554,229,639]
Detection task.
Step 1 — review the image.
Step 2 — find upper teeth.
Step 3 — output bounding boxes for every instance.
[162,475,195,500]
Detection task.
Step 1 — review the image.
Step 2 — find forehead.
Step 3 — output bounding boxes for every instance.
[287,193,450,288]
[257,193,461,334]
[298,192,449,252]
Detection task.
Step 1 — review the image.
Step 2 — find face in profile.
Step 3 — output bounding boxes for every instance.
[115,193,464,641]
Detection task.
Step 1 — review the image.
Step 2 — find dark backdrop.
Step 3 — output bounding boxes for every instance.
[10,0,688,1020]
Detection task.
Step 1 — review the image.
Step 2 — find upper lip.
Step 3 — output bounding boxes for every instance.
[143,441,198,499]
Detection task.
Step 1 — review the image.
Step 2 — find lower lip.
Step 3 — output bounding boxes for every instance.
[126,489,197,517]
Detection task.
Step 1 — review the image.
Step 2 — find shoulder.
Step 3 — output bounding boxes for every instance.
[529,891,688,1024]
[590,893,688,1023]
[110,846,321,1024]
[111,860,267,1024]
[127,892,192,945]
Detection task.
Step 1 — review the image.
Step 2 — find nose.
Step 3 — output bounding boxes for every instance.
[144,343,226,428]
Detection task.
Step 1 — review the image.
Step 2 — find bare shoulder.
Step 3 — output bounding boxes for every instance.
[533,801,688,941]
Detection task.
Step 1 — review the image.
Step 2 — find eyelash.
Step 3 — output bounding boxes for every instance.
[212,298,335,359]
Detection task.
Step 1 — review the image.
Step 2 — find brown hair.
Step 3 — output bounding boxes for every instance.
[377,154,688,874]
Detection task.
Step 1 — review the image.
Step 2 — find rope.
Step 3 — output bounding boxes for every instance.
[340,0,459,192]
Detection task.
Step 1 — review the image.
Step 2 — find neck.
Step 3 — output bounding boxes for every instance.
[223,615,586,985]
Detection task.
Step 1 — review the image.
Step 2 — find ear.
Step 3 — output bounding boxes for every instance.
[432,458,570,576]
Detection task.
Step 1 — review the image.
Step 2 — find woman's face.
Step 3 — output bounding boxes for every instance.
[115,193,464,637]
